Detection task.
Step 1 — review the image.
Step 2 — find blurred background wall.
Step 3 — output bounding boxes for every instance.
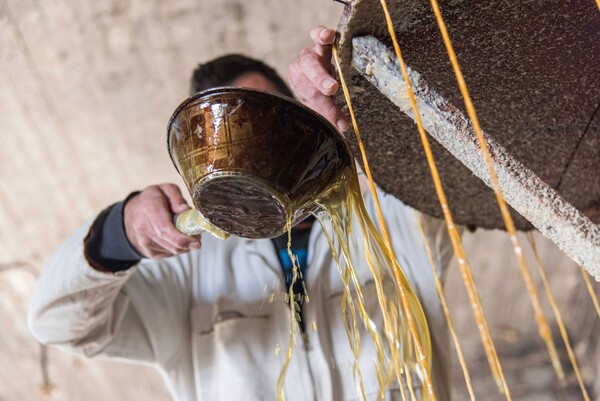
[0,0,598,400]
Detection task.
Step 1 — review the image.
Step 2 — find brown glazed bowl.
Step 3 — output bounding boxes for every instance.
[167,87,352,239]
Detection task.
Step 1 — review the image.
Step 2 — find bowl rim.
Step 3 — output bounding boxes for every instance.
[166,86,347,174]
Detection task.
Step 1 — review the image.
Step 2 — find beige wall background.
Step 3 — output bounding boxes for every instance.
[0,0,598,400]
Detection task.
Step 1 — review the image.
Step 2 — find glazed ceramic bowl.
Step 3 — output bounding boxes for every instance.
[167,87,352,239]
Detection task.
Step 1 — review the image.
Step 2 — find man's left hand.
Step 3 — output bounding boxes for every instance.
[288,26,349,132]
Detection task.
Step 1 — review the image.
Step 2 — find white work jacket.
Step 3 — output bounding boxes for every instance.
[29,182,454,401]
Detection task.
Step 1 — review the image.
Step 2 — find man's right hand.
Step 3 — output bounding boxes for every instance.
[124,183,201,259]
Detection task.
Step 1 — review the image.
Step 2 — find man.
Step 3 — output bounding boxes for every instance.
[29,26,453,401]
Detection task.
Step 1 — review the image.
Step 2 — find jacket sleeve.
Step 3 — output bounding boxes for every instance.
[28,217,195,367]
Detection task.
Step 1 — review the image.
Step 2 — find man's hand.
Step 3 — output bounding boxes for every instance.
[124,184,201,258]
[288,26,350,132]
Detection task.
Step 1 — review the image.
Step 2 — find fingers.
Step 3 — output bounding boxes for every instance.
[146,198,194,252]
[159,183,190,214]
[288,26,349,132]
[298,48,338,96]
[140,220,201,259]
[289,61,349,131]
[309,25,336,56]
[294,26,337,96]
[124,185,202,259]
[135,214,202,259]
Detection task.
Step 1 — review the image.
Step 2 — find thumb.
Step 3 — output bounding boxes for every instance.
[159,183,191,214]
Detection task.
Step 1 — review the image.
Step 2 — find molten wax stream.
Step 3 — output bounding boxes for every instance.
[333,47,434,400]
[275,163,433,399]
[318,166,432,399]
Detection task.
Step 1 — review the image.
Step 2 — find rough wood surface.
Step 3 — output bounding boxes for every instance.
[334,0,600,231]
[351,35,600,279]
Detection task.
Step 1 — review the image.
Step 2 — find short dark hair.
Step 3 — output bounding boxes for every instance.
[190,54,293,97]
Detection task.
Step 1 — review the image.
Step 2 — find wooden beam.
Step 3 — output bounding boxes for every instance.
[352,36,600,280]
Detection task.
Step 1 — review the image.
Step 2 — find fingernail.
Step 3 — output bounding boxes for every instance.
[323,79,337,90]
[320,30,332,42]
[189,242,201,249]
[337,119,349,132]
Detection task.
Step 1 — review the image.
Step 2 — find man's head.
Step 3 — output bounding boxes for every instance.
[190,54,293,98]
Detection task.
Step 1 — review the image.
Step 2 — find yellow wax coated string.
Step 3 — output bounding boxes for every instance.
[398,371,410,401]
[429,0,564,383]
[580,268,600,319]
[315,206,398,400]
[526,232,590,401]
[377,0,511,397]
[404,367,418,401]
[417,213,477,401]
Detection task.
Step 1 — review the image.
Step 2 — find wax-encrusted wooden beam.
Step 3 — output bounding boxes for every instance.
[351,36,600,280]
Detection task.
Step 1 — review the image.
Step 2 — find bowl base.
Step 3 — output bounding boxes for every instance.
[193,172,291,239]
